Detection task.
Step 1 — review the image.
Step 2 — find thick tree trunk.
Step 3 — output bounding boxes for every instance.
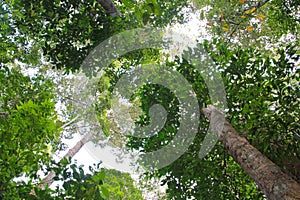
[97,0,121,17]
[203,105,300,200]
[40,131,94,187]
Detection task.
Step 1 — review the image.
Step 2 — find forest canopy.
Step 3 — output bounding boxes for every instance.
[0,0,299,199]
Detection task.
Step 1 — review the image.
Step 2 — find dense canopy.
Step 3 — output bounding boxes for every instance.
[1,0,299,199]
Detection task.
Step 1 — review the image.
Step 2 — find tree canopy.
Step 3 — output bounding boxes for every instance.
[1,0,299,199]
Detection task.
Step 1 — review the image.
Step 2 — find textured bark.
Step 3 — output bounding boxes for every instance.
[203,105,300,200]
[40,131,94,187]
[97,0,121,17]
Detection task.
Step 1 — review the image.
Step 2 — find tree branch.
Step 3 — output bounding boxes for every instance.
[242,0,270,15]
[40,131,94,187]
[97,0,121,17]
[29,131,95,196]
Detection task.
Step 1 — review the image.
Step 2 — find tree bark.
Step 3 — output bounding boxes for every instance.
[97,0,121,17]
[203,105,300,200]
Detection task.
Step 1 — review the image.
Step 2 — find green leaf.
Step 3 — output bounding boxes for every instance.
[101,186,110,198]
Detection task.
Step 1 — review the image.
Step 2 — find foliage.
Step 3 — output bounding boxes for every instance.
[6,0,189,72]
[1,0,191,198]
[28,160,143,200]
[1,0,299,199]
[102,169,144,199]
[0,67,60,199]
[0,66,144,199]
[92,46,265,198]
[164,43,299,199]
[214,43,300,182]
[123,56,266,199]
[36,160,109,200]
[93,4,299,197]
[194,0,299,48]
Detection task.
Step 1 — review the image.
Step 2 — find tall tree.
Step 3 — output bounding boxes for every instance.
[2,0,299,199]
[203,105,300,200]
[1,0,190,196]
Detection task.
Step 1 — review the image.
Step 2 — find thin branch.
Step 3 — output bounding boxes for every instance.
[59,115,80,130]
[242,0,270,14]
[226,0,270,40]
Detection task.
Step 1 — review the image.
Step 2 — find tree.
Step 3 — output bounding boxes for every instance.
[203,105,300,200]
[8,0,189,71]
[132,1,298,199]
[39,131,94,188]
[36,160,143,199]
[0,67,61,199]
[1,0,190,197]
[134,42,299,199]
[194,0,299,48]
[97,0,121,17]
[0,57,144,200]
[2,0,299,199]
[102,168,144,199]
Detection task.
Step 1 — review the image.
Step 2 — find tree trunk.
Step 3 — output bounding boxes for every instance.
[40,131,94,187]
[97,0,121,17]
[203,105,300,200]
